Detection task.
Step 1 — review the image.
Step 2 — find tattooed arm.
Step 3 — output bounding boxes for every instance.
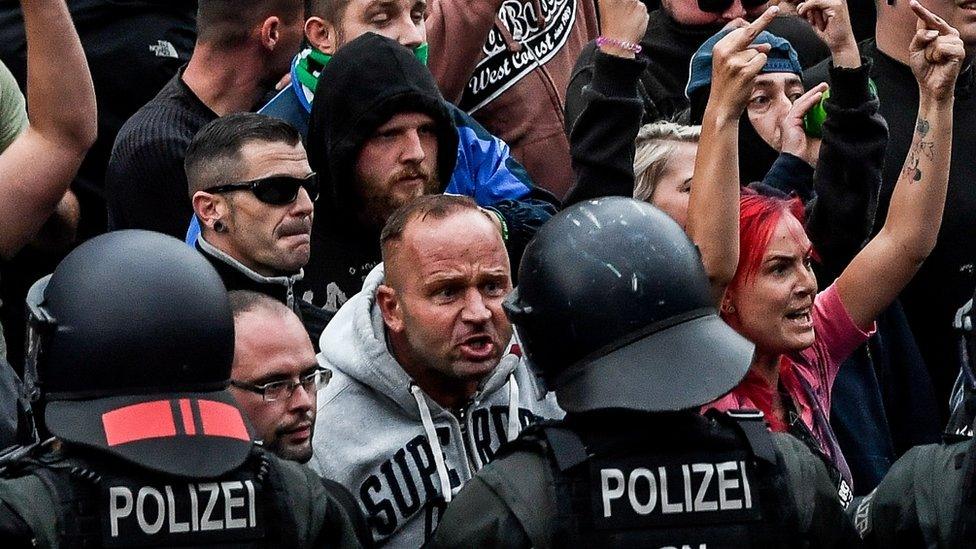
[834,1,962,330]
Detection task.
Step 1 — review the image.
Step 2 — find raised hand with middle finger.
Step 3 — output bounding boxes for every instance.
[707,6,781,118]
[796,0,860,68]
[909,0,966,102]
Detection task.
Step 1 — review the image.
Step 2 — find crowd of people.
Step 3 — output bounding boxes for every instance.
[0,0,976,546]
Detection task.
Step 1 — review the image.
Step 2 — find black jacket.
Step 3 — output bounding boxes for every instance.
[0,0,196,240]
[851,432,976,548]
[105,68,216,239]
[0,444,370,547]
[196,237,332,348]
[564,11,830,130]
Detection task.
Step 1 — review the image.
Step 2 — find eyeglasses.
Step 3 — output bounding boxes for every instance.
[696,0,767,14]
[231,367,332,402]
[205,173,319,206]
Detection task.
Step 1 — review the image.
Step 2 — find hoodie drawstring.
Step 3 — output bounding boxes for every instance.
[507,373,521,442]
[411,385,453,503]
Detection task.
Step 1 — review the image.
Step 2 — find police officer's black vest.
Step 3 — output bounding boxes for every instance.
[6,446,302,548]
[503,410,800,549]
[951,426,976,545]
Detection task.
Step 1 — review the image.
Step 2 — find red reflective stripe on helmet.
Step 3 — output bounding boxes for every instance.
[198,399,250,441]
[102,400,177,446]
[179,398,195,435]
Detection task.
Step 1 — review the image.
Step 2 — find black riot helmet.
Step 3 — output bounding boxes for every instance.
[504,197,755,413]
[24,230,253,478]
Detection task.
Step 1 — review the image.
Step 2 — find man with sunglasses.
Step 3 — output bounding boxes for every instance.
[186,113,333,345]
[564,0,831,128]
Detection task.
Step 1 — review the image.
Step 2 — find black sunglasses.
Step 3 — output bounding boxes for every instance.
[205,173,319,206]
[696,0,767,14]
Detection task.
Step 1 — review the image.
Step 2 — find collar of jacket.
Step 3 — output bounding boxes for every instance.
[196,236,304,309]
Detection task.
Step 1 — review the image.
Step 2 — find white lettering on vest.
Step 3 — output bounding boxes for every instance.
[165,486,190,533]
[600,468,625,517]
[136,487,165,534]
[245,480,257,527]
[716,461,742,510]
[222,481,247,529]
[692,463,717,511]
[189,482,199,531]
[627,468,657,514]
[109,486,133,537]
[740,461,752,509]
[598,460,754,517]
[199,482,222,531]
[107,481,259,537]
[659,467,682,514]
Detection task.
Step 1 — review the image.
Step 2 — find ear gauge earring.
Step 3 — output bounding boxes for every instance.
[213,220,227,233]
[721,302,736,314]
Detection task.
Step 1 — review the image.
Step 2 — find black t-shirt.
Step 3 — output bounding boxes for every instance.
[105,68,217,239]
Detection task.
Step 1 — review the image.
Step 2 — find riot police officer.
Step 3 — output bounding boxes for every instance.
[0,230,368,547]
[426,197,857,548]
[850,288,976,547]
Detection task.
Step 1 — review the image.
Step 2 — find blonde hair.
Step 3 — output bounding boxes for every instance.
[633,121,701,202]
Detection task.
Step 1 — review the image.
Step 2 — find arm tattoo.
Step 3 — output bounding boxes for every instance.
[917,118,931,136]
[903,118,934,183]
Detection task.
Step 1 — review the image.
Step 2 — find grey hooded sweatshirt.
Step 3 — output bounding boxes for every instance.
[309,264,562,547]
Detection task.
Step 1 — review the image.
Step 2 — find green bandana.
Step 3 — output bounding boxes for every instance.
[296,43,429,95]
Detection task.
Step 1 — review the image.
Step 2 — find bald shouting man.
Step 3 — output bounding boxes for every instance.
[306,194,562,547]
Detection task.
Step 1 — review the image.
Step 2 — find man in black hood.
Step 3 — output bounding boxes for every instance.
[303,32,529,312]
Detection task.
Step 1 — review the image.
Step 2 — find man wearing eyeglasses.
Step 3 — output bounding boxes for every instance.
[186,113,333,345]
[226,290,324,463]
[226,289,375,545]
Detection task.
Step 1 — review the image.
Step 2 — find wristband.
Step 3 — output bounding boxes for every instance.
[596,36,642,55]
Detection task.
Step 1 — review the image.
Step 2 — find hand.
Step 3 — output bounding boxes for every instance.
[597,0,649,58]
[796,0,860,68]
[709,6,780,117]
[909,0,965,102]
[779,83,828,166]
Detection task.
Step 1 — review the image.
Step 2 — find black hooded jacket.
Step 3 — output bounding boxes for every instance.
[195,237,333,350]
[300,33,460,311]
